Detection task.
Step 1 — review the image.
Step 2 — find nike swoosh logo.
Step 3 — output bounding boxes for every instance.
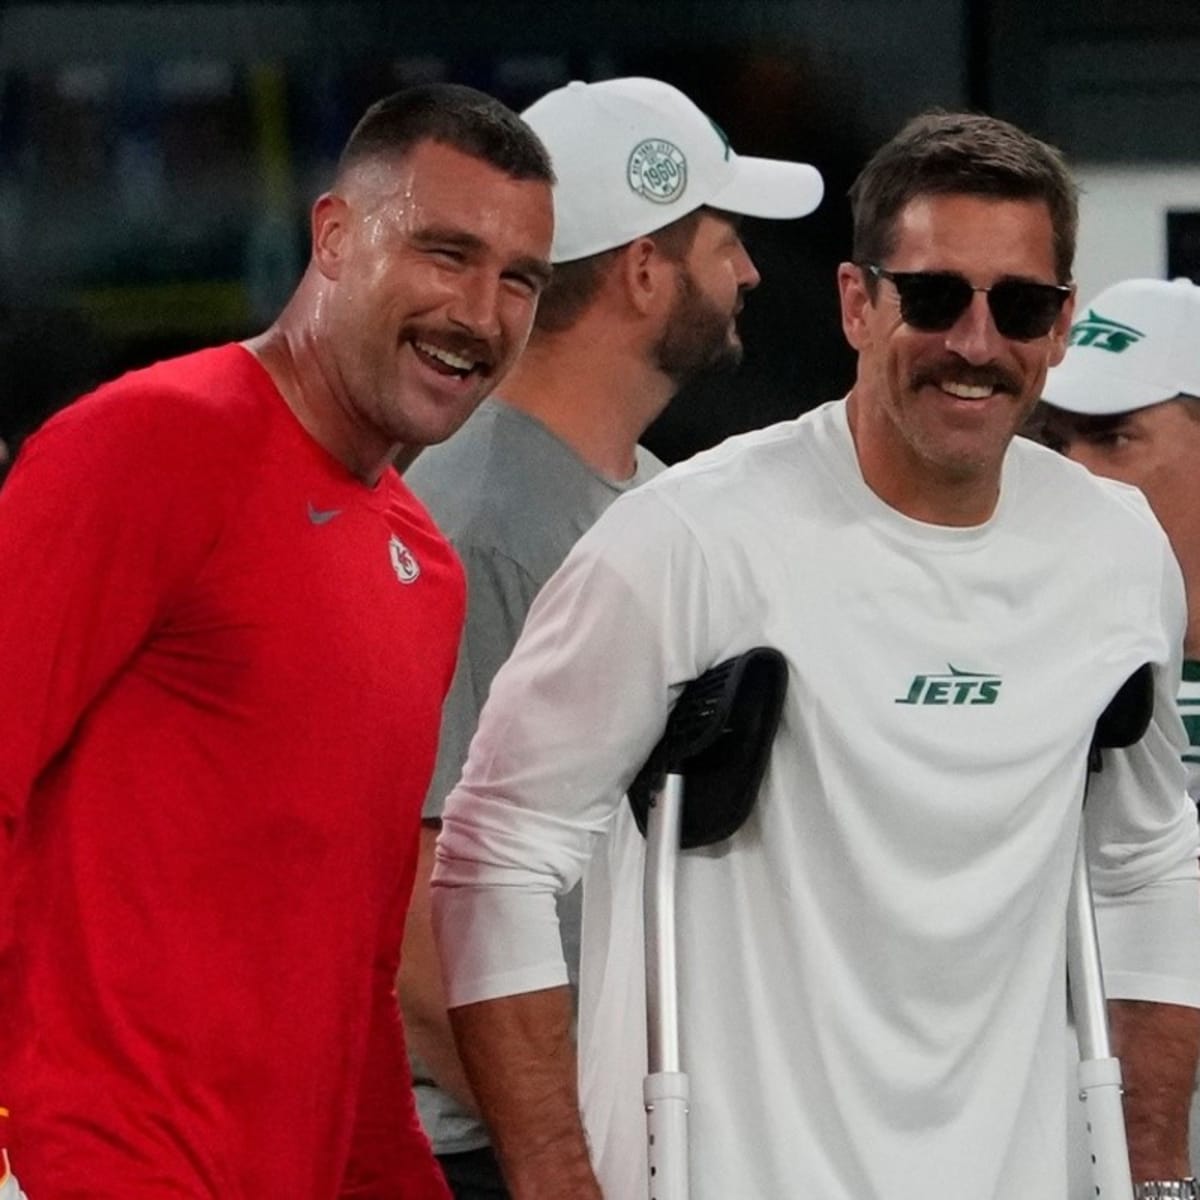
[307,501,342,525]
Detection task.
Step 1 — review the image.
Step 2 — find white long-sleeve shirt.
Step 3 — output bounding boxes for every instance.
[434,399,1200,1200]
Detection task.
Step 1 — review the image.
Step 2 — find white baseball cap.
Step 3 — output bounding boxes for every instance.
[1042,277,1200,416]
[521,77,824,264]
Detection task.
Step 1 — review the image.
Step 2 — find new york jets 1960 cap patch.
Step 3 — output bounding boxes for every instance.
[522,77,824,264]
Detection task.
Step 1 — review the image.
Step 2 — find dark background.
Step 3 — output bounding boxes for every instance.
[1,0,1198,468]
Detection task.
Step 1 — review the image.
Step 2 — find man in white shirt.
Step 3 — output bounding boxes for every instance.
[399,77,822,1199]
[432,112,1200,1200]
[1039,276,1200,804]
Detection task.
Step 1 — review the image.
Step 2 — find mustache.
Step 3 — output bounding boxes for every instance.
[910,358,1022,395]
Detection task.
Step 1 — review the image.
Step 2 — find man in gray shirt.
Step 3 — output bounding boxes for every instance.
[400,76,823,1198]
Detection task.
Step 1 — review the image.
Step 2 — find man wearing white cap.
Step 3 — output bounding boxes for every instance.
[1039,277,1200,804]
[432,108,1200,1200]
[399,76,822,1198]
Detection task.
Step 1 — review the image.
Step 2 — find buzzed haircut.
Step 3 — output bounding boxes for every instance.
[535,208,705,335]
[337,83,554,185]
[850,110,1078,285]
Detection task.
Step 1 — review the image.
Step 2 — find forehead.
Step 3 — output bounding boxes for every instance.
[353,139,553,249]
[888,192,1057,282]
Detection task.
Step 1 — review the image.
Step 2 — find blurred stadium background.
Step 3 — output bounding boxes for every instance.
[0,0,1197,470]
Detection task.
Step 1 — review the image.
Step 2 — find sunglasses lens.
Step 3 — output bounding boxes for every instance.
[988,282,1067,340]
[877,268,1068,339]
[892,273,973,332]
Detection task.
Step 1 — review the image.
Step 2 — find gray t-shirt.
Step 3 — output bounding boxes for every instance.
[404,396,664,1154]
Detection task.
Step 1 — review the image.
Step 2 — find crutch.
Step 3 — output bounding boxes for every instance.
[1069,662,1155,1200]
[627,648,789,1200]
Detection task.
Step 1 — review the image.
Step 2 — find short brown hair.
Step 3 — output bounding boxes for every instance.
[849,110,1078,285]
[337,83,553,186]
[535,209,705,335]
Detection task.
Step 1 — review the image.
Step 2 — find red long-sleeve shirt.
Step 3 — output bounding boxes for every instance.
[0,345,458,1198]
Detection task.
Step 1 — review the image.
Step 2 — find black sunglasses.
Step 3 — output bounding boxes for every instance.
[862,264,1072,341]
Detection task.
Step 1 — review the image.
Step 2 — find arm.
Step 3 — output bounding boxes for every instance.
[0,389,234,1149]
[449,990,600,1200]
[398,547,542,1113]
[1089,537,1200,1184]
[1110,998,1200,1180]
[433,490,722,1197]
[0,389,236,810]
[0,389,224,930]
[397,821,481,1114]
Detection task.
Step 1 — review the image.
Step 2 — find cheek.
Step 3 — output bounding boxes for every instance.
[1138,453,1188,505]
[883,331,924,384]
[721,257,743,297]
[498,295,538,349]
[1063,445,1112,476]
[1016,344,1055,383]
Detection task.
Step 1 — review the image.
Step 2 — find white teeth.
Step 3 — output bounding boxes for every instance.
[941,381,994,400]
[415,340,475,372]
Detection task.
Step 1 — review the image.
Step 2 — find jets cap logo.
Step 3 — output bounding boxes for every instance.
[627,139,687,205]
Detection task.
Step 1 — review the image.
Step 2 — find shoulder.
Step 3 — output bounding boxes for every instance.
[31,344,278,469]
[1009,435,1167,548]
[377,470,467,600]
[571,418,812,569]
[405,401,516,534]
[406,400,605,567]
[630,409,828,535]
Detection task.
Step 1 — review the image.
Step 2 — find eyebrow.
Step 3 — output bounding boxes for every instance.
[707,207,744,229]
[412,226,553,288]
[1042,410,1128,438]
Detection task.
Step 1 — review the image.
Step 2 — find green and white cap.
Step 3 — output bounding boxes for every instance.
[522,77,824,264]
[1042,277,1200,415]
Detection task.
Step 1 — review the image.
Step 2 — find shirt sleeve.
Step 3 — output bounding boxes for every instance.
[0,393,226,846]
[432,488,718,1008]
[1087,537,1200,1006]
[422,545,541,820]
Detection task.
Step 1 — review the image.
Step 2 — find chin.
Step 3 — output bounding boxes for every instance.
[415,402,486,448]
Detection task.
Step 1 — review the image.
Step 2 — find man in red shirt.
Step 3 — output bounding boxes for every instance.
[0,84,554,1199]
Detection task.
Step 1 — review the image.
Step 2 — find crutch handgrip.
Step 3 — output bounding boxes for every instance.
[644,1071,690,1200]
[633,650,788,1200]
[1078,1057,1134,1199]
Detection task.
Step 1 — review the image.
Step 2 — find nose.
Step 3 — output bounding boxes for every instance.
[943,290,1004,365]
[735,239,761,292]
[447,269,502,342]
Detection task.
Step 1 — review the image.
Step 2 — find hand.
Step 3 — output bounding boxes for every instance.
[0,1150,29,1200]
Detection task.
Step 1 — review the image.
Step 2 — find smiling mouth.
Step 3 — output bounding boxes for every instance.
[411,338,489,381]
[939,380,997,400]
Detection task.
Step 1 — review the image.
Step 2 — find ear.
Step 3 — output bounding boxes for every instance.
[837,261,873,352]
[1045,285,1077,368]
[311,192,351,282]
[617,236,677,318]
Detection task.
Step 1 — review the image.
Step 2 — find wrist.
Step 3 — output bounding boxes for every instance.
[1134,1181,1199,1199]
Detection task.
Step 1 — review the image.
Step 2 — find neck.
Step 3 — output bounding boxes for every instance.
[845,389,1002,527]
[498,329,673,481]
[244,284,394,487]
